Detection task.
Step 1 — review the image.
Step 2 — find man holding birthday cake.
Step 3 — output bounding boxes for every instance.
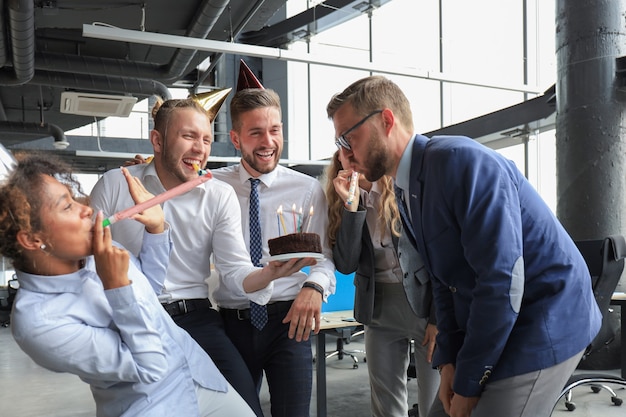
[211,60,336,417]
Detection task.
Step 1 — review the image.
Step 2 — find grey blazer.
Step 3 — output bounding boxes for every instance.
[332,206,434,325]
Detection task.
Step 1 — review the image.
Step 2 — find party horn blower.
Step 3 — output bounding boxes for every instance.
[192,162,208,176]
[346,171,359,206]
[102,171,213,227]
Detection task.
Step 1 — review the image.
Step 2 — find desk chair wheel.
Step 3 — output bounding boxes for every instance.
[563,382,623,411]
[559,376,626,412]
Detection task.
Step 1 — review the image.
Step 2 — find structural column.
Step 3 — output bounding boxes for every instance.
[555,0,626,254]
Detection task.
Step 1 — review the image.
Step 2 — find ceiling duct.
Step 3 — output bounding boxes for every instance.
[60,92,137,117]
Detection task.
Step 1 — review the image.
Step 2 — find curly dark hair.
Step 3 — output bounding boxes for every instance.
[0,154,85,270]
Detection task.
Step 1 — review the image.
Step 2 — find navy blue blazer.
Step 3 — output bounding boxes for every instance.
[404,134,601,397]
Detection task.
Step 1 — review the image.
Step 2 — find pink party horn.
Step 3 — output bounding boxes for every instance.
[102,171,212,227]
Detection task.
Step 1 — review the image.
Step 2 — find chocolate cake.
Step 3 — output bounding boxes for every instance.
[268,233,322,256]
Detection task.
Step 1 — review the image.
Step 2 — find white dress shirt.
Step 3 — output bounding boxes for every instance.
[90,162,259,302]
[11,235,228,417]
[211,164,336,309]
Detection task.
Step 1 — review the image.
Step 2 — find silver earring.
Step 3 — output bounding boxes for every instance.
[40,244,46,250]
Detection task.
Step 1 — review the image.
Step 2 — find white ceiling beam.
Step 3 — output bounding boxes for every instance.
[82,24,542,95]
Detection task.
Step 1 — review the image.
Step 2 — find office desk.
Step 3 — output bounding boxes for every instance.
[315,310,362,417]
[611,292,626,378]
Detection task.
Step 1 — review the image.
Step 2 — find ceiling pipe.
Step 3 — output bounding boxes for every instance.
[29,70,172,100]
[24,0,229,85]
[0,0,228,87]
[193,0,269,90]
[0,120,66,144]
[163,0,230,83]
[0,0,35,85]
[34,52,165,80]
[0,0,7,67]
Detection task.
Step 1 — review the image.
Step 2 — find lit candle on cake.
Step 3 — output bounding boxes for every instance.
[292,204,297,233]
[277,205,287,236]
[298,207,303,233]
[305,206,314,233]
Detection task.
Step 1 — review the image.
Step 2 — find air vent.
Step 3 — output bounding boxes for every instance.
[60,92,137,117]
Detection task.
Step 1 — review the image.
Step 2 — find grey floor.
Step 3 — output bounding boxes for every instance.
[0,322,624,417]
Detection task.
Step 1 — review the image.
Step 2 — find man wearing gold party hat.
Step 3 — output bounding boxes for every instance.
[212,60,336,417]
[90,89,312,417]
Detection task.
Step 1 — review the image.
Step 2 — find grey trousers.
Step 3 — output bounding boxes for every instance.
[366,282,441,417]
[427,348,585,417]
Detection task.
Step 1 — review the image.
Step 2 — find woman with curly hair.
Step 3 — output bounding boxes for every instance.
[0,154,254,416]
[325,149,440,417]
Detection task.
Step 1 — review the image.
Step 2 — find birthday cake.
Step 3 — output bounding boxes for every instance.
[268,233,322,256]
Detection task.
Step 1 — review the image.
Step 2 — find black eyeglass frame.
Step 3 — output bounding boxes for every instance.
[334,110,383,150]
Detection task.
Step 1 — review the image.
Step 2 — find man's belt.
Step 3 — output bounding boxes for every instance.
[220,300,292,321]
[161,298,211,317]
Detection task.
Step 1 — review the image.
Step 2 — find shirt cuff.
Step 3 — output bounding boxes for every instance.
[105,283,136,309]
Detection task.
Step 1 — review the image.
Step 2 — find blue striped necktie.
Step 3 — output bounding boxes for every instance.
[249,178,268,330]
[394,183,417,247]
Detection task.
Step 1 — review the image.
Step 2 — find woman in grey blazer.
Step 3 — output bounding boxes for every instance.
[324,150,439,417]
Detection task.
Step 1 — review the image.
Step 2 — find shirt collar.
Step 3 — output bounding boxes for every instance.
[395,134,416,192]
[236,161,278,188]
[364,180,383,209]
[130,161,166,195]
[15,260,94,294]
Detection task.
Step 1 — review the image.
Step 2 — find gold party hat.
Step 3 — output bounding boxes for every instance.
[190,87,232,122]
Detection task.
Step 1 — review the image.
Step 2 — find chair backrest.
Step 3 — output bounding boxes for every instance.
[574,235,626,354]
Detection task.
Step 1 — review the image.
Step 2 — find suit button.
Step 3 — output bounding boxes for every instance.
[449,286,457,293]
[404,272,408,278]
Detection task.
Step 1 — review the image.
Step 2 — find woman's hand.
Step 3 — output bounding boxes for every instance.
[332,169,360,211]
[93,211,131,289]
[121,167,165,234]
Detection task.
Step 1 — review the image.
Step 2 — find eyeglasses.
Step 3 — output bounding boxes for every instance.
[334,110,382,150]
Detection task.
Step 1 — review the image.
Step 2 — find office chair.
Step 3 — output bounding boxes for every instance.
[323,326,365,369]
[559,235,626,411]
[0,277,18,327]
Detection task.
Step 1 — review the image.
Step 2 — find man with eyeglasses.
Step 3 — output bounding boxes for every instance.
[334,110,382,150]
[326,76,601,417]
